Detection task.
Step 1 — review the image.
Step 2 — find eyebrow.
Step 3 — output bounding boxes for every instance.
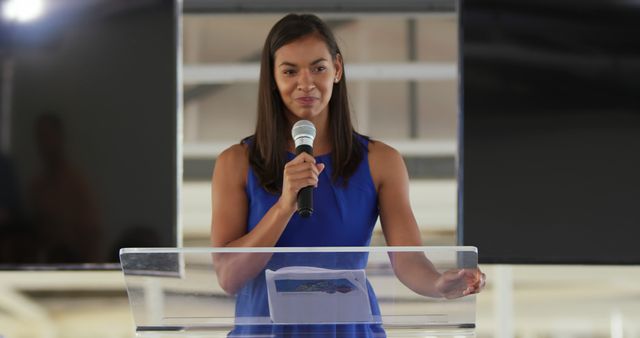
[278,58,328,68]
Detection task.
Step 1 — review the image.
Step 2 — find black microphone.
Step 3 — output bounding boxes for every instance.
[291,120,316,217]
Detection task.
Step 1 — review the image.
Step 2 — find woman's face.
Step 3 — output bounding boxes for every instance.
[273,33,342,124]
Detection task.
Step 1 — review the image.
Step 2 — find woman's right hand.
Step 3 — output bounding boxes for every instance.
[279,152,325,213]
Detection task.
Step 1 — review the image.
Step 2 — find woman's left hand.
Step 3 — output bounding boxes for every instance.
[435,268,486,299]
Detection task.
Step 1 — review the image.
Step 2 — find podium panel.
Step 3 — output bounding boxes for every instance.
[120,247,478,337]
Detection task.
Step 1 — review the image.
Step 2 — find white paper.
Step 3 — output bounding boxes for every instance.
[265,266,374,324]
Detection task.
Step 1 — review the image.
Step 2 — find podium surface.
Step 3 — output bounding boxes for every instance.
[120,246,478,337]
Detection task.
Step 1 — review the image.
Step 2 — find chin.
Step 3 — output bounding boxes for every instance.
[288,109,321,121]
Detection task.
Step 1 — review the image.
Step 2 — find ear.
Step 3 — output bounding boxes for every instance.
[333,53,343,83]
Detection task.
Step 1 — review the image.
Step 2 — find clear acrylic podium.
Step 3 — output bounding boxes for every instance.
[120,247,478,337]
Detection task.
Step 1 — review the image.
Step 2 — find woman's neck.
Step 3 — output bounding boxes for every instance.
[311,127,331,156]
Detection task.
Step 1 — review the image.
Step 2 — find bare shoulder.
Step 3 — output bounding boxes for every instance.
[368,139,402,161]
[218,143,248,162]
[367,140,406,189]
[214,143,249,186]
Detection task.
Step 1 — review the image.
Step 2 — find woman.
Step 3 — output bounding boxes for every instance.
[211,13,485,337]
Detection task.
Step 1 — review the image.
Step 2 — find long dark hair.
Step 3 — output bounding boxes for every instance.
[246,13,367,193]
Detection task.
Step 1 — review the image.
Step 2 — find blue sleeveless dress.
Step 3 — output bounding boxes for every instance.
[230,137,385,338]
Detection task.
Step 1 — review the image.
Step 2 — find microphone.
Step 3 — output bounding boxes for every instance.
[291,120,316,217]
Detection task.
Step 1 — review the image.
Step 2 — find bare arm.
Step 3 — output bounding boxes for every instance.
[370,142,485,298]
[210,145,324,294]
[370,142,442,297]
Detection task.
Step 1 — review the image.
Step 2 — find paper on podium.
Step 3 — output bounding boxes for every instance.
[265,266,374,324]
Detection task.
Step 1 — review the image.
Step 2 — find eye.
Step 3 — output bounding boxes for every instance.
[283,69,297,76]
[314,66,327,72]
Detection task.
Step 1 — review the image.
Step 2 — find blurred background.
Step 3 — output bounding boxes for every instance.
[1,0,639,337]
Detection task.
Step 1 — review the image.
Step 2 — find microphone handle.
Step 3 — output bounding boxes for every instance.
[295,144,313,217]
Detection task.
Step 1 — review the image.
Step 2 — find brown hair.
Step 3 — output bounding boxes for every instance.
[245,13,367,193]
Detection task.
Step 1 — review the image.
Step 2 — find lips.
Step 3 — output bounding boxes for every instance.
[295,96,319,106]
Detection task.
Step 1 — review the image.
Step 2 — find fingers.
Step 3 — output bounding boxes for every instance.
[462,270,486,295]
[288,173,319,188]
[285,154,324,177]
[288,152,316,165]
[285,164,322,187]
[283,154,325,192]
[477,272,486,289]
[287,161,321,175]
[441,269,465,282]
[445,269,485,296]
[464,285,480,295]
[468,270,486,290]
[438,268,487,298]
[455,270,475,296]
[279,153,325,211]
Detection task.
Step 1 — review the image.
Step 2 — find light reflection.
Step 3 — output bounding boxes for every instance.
[2,0,44,23]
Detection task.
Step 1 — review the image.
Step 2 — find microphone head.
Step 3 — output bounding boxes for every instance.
[291,120,316,148]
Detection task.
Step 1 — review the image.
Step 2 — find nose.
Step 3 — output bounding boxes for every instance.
[297,69,315,92]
